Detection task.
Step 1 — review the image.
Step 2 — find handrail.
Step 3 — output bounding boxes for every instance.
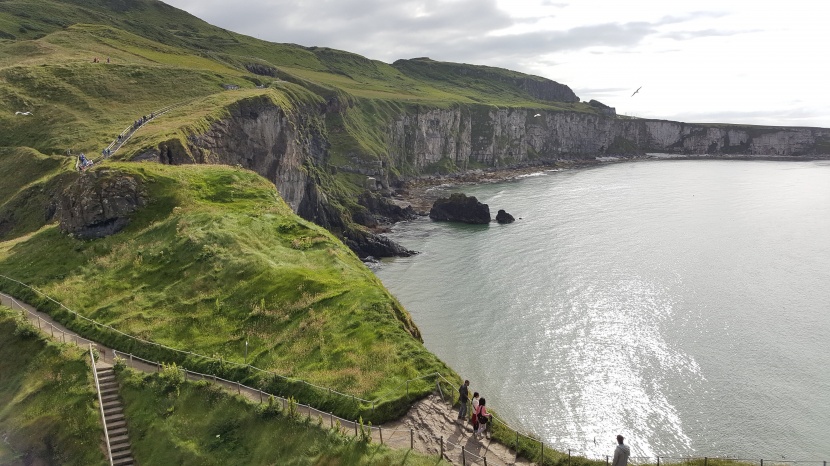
[90,345,114,466]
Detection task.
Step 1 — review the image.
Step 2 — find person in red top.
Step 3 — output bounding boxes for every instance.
[474,397,492,437]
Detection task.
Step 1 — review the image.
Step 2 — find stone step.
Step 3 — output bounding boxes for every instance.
[100,387,119,397]
[111,448,132,461]
[112,456,134,466]
[107,420,127,431]
[101,393,120,403]
[104,406,123,417]
[110,440,131,453]
[105,412,125,424]
[108,426,128,437]
[98,374,116,384]
[109,434,130,445]
[102,400,121,411]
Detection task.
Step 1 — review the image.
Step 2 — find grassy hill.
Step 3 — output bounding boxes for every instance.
[0,0,605,437]
[0,307,446,465]
[0,162,455,420]
[0,307,105,465]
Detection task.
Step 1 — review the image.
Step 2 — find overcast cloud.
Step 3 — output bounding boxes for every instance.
[164,0,830,127]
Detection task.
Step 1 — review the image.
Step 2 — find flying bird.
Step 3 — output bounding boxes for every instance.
[15,111,33,115]
[533,113,541,117]
[631,86,642,97]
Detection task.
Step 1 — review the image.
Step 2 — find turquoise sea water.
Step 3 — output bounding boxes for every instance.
[374,160,830,460]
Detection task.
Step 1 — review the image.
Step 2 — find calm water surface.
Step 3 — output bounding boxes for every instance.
[375,160,830,459]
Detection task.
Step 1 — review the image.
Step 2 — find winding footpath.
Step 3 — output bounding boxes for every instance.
[0,291,530,466]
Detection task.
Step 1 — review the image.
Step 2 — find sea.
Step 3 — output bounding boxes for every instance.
[374,159,830,461]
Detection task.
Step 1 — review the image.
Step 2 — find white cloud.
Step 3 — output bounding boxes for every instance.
[163,0,830,127]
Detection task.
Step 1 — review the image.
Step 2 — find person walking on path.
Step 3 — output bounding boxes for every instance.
[474,397,492,437]
[612,435,630,466]
[457,380,470,423]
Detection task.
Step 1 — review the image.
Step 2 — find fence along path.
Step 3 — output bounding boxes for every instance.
[0,288,527,466]
[89,101,184,166]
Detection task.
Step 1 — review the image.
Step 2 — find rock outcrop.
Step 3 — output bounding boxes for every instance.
[495,209,515,224]
[429,193,491,224]
[58,168,146,239]
[353,191,417,228]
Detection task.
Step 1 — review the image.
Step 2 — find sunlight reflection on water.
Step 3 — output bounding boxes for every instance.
[376,160,830,459]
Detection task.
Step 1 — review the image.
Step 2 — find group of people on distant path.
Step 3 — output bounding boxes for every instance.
[457,379,492,438]
[455,379,632,466]
[70,110,158,172]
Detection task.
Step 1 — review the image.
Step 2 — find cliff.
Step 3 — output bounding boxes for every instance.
[132,97,830,258]
[386,107,830,171]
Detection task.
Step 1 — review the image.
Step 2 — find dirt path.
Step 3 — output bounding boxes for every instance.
[0,291,532,465]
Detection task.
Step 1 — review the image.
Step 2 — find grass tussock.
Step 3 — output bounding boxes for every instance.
[118,366,448,465]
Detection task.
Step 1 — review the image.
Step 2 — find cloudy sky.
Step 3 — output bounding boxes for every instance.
[164,0,829,128]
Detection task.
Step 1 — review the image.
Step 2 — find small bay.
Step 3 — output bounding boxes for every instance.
[375,159,830,459]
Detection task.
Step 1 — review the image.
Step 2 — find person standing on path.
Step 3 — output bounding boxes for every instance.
[612,435,630,466]
[457,380,470,423]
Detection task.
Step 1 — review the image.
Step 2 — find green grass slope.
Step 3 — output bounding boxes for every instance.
[0,163,455,421]
[0,307,105,466]
[118,366,446,465]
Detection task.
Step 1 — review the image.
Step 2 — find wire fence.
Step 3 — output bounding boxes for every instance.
[2,278,828,466]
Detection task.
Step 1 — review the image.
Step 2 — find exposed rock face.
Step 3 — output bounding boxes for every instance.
[386,108,830,171]
[588,99,616,117]
[58,169,146,239]
[429,193,490,224]
[245,63,278,77]
[136,96,317,212]
[132,94,830,258]
[343,231,415,258]
[518,77,579,103]
[354,191,417,228]
[495,210,515,224]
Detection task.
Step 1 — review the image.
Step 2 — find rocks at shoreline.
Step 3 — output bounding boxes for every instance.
[429,193,491,224]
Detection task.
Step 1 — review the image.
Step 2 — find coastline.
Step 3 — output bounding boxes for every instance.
[393,153,830,214]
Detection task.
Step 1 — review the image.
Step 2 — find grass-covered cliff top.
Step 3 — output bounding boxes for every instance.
[0,0,601,155]
[0,163,452,405]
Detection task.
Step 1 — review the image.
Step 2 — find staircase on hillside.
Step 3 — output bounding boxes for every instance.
[96,366,135,466]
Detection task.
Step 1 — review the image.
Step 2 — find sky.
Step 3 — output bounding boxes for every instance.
[163,0,830,128]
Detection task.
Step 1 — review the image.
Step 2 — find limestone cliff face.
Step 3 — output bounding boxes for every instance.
[139,97,322,214]
[187,98,323,213]
[386,108,830,171]
[134,96,830,256]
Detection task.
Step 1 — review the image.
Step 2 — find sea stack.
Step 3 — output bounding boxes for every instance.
[496,209,515,224]
[429,193,491,224]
